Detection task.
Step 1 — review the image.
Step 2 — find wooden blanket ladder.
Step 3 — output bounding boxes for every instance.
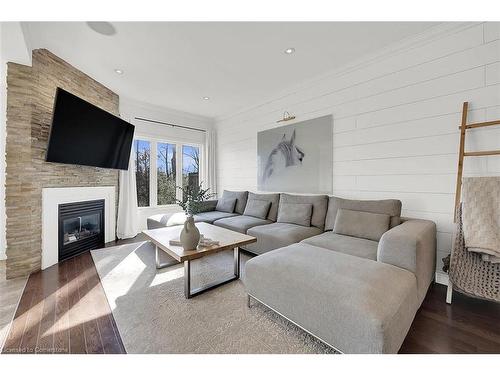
[447,102,500,304]
[453,102,500,220]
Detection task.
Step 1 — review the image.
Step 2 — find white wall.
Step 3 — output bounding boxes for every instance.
[119,97,214,230]
[215,22,500,276]
[0,22,31,260]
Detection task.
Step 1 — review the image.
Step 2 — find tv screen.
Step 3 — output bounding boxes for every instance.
[46,88,135,170]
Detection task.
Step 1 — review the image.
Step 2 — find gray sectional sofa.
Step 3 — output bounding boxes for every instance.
[147,189,437,353]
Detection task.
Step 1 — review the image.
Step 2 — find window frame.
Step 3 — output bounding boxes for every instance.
[134,135,204,209]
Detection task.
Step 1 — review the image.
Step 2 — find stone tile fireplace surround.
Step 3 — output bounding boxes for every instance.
[5,49,119,279]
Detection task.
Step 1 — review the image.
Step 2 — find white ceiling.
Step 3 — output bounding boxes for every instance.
[23,22,440,119]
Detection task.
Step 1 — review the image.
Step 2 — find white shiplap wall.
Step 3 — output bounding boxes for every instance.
[215,22,500,276]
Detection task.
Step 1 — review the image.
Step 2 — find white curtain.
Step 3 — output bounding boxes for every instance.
[117,150,139,239]
[204,129,217,196]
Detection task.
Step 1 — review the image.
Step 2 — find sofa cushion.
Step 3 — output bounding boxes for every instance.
[277,202,312,227]
[213,215,272,234]
[279,193,328,229]
[243,222,322,255]
[146,214,170,229]
[193,211,238,224]
[198,199,218,212]
[248,192,280,221]
[216,197,237,213]
[221,190,249,214]
[147,211,218,229]
[325,196,402,231]
[165,212,206,226]
[243,199,272,219]
[333,209,390,242]
[378,219,437,304]
[301,232,378,260]
[243,243,418,353]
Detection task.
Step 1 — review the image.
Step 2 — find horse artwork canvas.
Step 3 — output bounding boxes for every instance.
[257,115,333,193]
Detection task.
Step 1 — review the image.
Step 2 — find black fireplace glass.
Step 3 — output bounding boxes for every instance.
[58,199,105,262]
[62,212,101,245]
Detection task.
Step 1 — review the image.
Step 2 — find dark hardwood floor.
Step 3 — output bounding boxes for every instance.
[2,252,125,354]
[2,236,499,354]
[400,284,500,353]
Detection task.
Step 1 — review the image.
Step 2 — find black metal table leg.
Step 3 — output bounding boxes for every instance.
[184,260,191,299]
[234,246,240,277]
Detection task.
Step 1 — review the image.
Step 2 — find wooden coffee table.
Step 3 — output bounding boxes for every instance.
[142,222,256,299]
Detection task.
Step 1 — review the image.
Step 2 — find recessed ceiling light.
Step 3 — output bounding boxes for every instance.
[203,96,210,100]
[114,69,123,75]
[86,22,116,36]
[284,47,295,55]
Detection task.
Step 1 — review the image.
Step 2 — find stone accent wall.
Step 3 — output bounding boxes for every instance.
[5,49,119,279]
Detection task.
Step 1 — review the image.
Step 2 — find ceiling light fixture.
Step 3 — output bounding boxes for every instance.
[86,22,117,36]
[114,69,123,75]
[203,96,210,100]
[284,47,295,55]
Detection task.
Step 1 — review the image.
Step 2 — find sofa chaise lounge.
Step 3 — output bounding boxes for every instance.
[147,190,437,353]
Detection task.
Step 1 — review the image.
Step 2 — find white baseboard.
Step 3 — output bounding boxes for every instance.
[435,272,449,286]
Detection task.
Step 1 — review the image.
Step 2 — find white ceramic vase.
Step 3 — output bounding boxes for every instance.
[180,215,200,251]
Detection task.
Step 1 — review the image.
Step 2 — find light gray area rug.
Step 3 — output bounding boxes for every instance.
[91,241,337,354]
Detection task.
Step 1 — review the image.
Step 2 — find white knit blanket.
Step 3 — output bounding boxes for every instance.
[462,177,500,262]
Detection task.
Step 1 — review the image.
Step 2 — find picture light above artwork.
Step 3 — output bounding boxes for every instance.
[276,111,296,123]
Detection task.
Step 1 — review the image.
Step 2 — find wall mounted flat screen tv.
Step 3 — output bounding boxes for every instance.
[46,88,135,170]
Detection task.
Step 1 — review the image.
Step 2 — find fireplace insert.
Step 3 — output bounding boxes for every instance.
[58,199,105,262]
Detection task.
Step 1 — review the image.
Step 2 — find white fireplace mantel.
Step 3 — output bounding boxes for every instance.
[42,186,116,270]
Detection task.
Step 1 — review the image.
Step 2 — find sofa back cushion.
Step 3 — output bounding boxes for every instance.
[333,209,390,241]
[243,199,272,219]
[221,190,249,214]
[199,199,218,212]
[325,196,402,231]
[247,192,280,221]
[216,198,237,213]
[277,202,312,227]
[279,193,328,229]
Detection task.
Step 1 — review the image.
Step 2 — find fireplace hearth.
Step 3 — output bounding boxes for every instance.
[58,199,105,262]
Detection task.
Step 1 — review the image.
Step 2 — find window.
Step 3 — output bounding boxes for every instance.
[157,142,176,205]
[134,138,203,208]
[182,145,200,192]
[134,140,150,207]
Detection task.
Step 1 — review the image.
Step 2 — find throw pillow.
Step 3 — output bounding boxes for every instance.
[221,190,248,214]
[277,202,313,227]
[216,198,237,213]
[243,199,272,219]
[333,208,390,241]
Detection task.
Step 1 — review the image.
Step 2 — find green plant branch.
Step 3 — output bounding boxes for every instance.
[176,182,215,216]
